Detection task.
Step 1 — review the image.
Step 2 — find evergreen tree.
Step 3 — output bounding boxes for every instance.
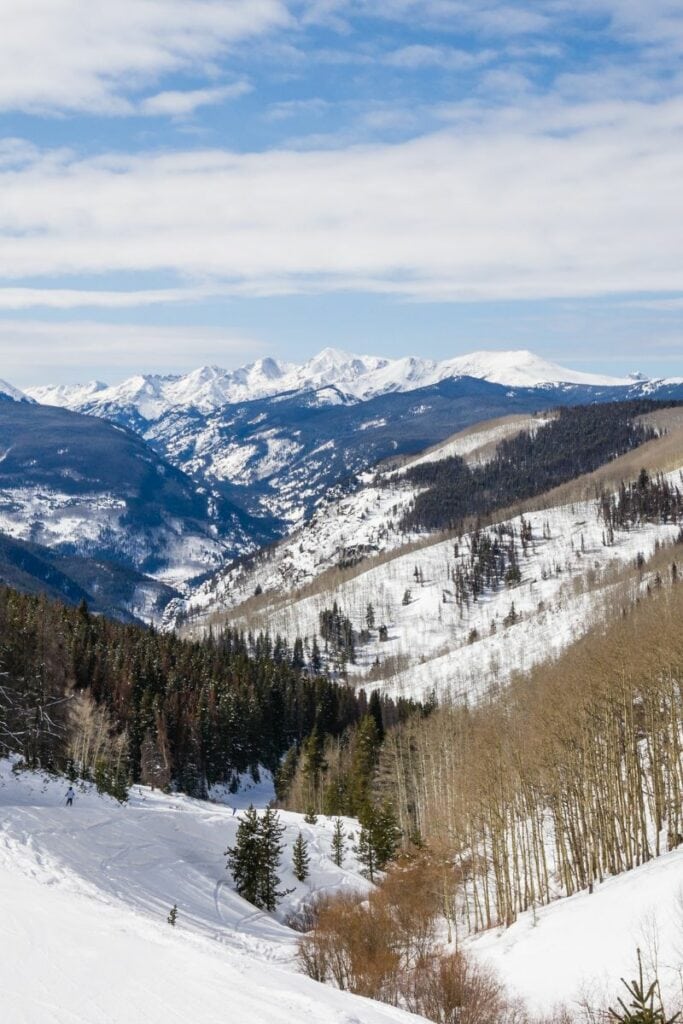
[310,637,322,674]
[304,807,318,824]
[167,904,178,926]
[275,743,298,802]
[365,602,375,631]
[355,823,378,882]
[371,800,401,868]
[368,690,385,743]
[292,831,310,882]
[331,817,346,867]
[608,950,680,1023]
[257,807,289,912]
[302,725,327,804]
[226,805,262,906]
[348,715,380,817]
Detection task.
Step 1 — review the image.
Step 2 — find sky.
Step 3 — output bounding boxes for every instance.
[0,0,682,386]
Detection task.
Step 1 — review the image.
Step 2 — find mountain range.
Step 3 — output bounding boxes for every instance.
[24,347,666,415]
[2,346,682,623]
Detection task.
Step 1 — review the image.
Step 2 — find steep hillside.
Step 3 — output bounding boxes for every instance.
[187,406,683,701]
[76,376,560,528]
[468,846,683,1013]
[0,402,254,594]
[0,532,178,624]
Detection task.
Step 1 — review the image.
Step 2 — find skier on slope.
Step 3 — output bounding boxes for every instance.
[65,786,75,807]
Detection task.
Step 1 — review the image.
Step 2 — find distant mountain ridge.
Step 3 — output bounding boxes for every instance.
[25,347,654,418]
[16,346,683,535]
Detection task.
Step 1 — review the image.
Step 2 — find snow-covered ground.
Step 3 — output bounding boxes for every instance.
[180,415,546,626]
[0,760,425,1024]
[468,846,683,1015]
[187,460,683,701]
[4,758,683,1021]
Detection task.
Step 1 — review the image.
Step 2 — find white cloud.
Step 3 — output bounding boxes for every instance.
[265,98,330,121]
[139,82,252,117]
[1,94,682,302]
[0,0,289,115]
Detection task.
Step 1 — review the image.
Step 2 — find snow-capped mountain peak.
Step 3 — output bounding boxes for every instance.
[437,348,636,389]
[25,346,650,423]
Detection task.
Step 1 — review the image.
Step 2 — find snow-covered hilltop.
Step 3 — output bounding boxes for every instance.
[27,347,639,418]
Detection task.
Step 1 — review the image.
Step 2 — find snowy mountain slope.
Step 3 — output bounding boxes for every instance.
[0,401,256,598]
[24,350,683,538]
[468,844,683,1014]
[0,531,179,624]
[25,347,638,418]
[392,412,555,474]
[201,484,683,702]
[183,411,683,701]
[179,413,551,624]
[137,377,556,528]
[0,378,33,403]
[0,761,425,1024]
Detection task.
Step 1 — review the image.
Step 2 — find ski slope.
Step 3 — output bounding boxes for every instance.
[0,761,427,1024]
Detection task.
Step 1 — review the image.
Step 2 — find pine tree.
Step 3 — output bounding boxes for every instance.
[310,637,322,674]
[365,602,375,631]
[348,715,380,817]
[292,831,310,882]
[225,805,262,906]
[372,800,401,868]
[304,807,318,824]
[275,743,298,802]
[331,817,346,867]
[355,823,378,882]
[368,690,385,743]
[167,904,178,926]
[257,807,289,912]
[608,950,680,1023]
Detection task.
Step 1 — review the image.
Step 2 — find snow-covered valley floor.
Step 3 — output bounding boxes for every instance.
[0,762,425,1024]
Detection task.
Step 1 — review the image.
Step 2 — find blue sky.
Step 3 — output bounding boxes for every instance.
[0,0,682,385]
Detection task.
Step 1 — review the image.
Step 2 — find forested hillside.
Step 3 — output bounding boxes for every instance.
[0,587,415,798]
[399,401,666,533]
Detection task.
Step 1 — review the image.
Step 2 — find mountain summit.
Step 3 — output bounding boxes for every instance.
[26,347,639,420]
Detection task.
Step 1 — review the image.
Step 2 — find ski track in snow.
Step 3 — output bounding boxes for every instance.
[0,761,422,1024]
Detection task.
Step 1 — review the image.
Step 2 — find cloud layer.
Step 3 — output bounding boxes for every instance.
[1,94,682,302]
[0,0,288,114]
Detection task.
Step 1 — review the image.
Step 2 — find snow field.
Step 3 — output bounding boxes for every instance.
[0,760,427,1024]
[197,476,683,701]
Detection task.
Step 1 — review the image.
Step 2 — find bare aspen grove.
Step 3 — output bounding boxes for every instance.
[379,560,683,935]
